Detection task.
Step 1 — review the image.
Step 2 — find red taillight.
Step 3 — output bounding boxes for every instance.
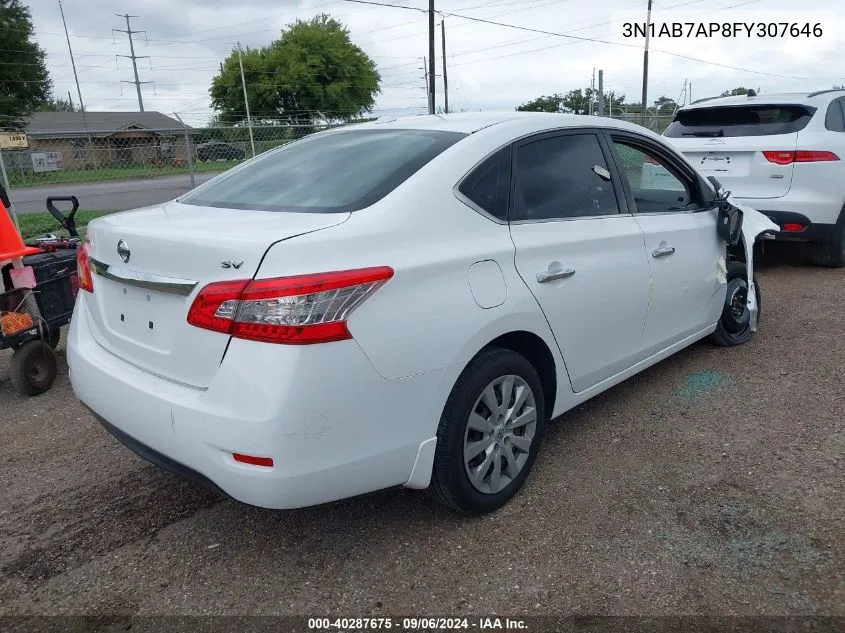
[76,243,94,293]
[187,266,394,345]
[763,150,839,165]
[232,453,273,467]
[644,154,661,165]
[783,223,806,232]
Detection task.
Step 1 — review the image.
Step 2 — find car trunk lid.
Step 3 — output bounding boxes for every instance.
[84,201,349,387]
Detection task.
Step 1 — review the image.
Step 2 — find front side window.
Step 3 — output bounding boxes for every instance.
[180,129,466,213]
[511,133,618,221]
[612,140,692,213]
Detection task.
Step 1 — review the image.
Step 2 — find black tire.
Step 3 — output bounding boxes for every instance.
[428,347,546,514]
[9,340,58,396]
[810,221,845,268]
[710,261,761,347]
[47,327,61,350]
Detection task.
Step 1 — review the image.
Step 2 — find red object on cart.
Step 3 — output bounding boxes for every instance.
[0,200,41,261]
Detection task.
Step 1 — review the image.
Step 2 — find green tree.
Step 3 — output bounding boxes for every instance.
[517,88,625,115]
[720,87,752,97]
[654,95,677,113]
[40,97,77,112]
[0,0,51,129]
[209,14,380,125]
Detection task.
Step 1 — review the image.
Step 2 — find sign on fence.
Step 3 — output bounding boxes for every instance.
[0,133,27,150]
[31,151,64,172]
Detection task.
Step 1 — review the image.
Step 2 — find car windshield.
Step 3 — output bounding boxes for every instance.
[664,104,815,137]
[180,128,466,213]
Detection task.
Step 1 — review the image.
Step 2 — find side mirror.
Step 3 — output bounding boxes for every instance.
[717,202,743,246]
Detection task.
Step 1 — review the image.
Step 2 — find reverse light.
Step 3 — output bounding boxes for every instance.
[187,267,394,344]
[76,242,94,293]
[763,150,840,165]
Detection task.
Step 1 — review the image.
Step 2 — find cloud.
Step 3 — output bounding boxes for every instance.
[25,0,845,124]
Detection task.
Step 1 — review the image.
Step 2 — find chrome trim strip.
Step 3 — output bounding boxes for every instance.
[90,258,198,296]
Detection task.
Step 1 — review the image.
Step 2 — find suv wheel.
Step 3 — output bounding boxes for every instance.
[810,221,845,268]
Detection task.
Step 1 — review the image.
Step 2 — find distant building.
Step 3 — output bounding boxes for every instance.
[24,111,192,169]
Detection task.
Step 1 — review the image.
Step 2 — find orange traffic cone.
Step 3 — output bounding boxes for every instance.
[0,200,41,262]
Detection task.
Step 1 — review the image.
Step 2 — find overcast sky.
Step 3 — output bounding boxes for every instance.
[24,0,845,125]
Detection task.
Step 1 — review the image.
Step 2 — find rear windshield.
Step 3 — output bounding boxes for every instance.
[664,104,816,138]
[179,129,466,213]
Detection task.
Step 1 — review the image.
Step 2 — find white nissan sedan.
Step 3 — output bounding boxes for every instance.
[68,112,777,514]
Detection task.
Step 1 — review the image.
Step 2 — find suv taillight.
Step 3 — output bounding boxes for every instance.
[187,267,394,344]
[76,243,94,293]
[763,150,840,165]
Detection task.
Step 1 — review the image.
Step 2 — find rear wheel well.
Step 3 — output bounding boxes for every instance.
[482,331,557,417]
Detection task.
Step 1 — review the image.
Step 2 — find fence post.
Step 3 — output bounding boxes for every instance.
[174,113,195,189]
[0,150,21,232]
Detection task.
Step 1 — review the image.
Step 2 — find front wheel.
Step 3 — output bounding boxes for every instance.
[428,348,546,514]
[710,261,761,347]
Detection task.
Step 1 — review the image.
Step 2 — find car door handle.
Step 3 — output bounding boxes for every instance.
[651,245,676,258]
[536,267,576,283]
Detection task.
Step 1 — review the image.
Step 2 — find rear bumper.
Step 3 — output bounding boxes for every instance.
[756,210,835,242]
[67,295,450,509]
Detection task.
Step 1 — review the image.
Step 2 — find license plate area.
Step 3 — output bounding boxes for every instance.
[101,281,183,353]
[694,152,750,177]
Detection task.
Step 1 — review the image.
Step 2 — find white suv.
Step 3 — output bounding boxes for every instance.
[664,89,845,267]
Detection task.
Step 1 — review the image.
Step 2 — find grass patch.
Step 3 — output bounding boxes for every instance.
[17,210,118,242]
[7,161,239,188]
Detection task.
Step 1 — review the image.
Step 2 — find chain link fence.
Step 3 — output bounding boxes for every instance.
[1,112,677,186]
[0,123,338,190]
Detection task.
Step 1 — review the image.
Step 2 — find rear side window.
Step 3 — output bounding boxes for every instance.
[825,99,845,132]
[458,147,511,221]
[512,133,619,221]
[664,105,816,138]
[180,129,466,213]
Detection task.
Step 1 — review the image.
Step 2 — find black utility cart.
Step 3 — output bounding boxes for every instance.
[0,186,81,396]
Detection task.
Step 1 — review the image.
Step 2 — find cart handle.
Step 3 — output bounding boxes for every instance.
[45,196,80,238]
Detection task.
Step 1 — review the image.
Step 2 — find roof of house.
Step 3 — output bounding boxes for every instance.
[26,111,189,137]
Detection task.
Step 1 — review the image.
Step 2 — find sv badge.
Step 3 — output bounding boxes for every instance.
[221,260,244,269]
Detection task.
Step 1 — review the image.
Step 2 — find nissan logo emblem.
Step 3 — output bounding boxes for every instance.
[117,239,130,263]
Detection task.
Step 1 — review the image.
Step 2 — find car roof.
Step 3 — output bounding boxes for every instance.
[679,90,845,111]
[344,111,662,138]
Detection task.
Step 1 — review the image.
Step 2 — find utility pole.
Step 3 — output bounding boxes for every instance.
[428,0,436,114]
[441,19,449,114]
[237,43,256,158]
[590,68,595,115]
[640,0,653,124]
[59,1,96,165]
[114,14,151,112]
[598,70,605,116]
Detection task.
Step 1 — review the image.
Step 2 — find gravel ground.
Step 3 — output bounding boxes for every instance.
[0,243,843,619]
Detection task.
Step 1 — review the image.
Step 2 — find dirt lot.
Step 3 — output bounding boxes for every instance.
[1,244,843,620]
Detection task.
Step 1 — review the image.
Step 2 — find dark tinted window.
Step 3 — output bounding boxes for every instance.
[825,99,845,132]
[180,129,466,213]
[458,147,511,220]
[664,105,815,137]
[512,134,618,221]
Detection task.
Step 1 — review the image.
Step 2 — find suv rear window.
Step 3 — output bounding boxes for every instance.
[664,104,816,138]
[180,129,466,213]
